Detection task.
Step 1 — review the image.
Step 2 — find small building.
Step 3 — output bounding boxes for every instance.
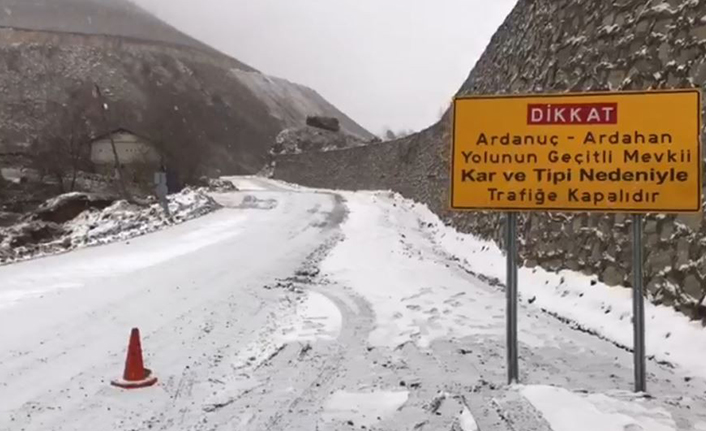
[90,129,161,166]
[90,129,162,188]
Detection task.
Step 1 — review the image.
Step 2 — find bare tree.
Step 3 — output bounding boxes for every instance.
[30,102,91,194]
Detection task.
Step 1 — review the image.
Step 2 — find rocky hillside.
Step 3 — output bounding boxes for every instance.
[0,0,372,176]
[0,0,214,52]
[274,0,706,321]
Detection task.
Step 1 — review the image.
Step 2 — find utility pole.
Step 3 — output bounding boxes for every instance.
[94,84,130,202]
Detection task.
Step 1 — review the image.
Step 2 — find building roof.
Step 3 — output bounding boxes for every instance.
[91,128,150,143]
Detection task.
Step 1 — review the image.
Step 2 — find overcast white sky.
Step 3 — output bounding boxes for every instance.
[132,0,517,135]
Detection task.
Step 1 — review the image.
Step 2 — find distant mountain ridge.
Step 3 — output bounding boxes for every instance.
[0,0,373,175]
[0,0,214,52]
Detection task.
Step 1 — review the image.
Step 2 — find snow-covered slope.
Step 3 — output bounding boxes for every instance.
[0,188,221,265]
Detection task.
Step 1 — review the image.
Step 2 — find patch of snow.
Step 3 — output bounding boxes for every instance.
[229,298,298,372]
[322,390,409,427]
[426,210,706,377]
[387,194,706,378]
[201,178,238,192]
[202,378,260,414]
[521,385,677,431]
[282,291,342,342]
[1,167,24,182]
[1,188,221,265]
[322,189,706,379]
[566,36,587,45]
[237,195,279,210]
[457,404,479,431]
[0,282,81,310]
[226,176,269,191]
[0,212,248,309]
[600,24,620,35]
[651,2,674,13]
[322,192,506,348]
[202,297,301,413]
[259,177,305,192]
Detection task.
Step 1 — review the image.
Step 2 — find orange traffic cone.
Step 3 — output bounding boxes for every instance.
[111,328,158,389]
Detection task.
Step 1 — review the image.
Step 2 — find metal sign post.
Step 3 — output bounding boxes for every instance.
[632,214,646,392]
[506,212,519,384]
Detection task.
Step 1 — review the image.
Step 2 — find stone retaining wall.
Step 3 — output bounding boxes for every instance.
[275,0,706,321]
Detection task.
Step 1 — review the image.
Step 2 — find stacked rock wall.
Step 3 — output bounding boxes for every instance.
[275,0,706,320]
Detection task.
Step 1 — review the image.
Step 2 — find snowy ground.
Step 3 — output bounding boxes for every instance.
[1,176,705,431]
[0,188,220,265]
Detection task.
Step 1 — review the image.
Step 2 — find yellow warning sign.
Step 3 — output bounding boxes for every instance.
[451,90,702,213]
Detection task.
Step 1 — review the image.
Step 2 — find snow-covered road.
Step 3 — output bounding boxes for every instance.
[1,177,705,431]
